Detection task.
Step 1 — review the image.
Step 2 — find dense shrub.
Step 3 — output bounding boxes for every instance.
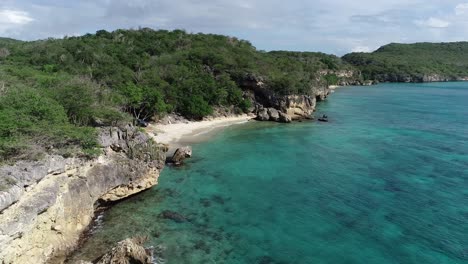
[0,87,98,161]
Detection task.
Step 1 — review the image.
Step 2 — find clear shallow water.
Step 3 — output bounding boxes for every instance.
[71,83,468,264]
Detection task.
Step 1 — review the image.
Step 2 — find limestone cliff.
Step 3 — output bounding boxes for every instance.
[241,74,332,122]
[0,126,166,264]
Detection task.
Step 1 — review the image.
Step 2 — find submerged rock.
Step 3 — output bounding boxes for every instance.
[193,240,211,254]
[171,146,192,166]
[159,210,187,223]
[257,255,288,264]
[211,194,228,205]
[200,198,211,207]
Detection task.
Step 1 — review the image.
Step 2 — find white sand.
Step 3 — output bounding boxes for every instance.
[146,114,253,146]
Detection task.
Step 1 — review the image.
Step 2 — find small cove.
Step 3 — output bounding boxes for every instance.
[69,83,468,264]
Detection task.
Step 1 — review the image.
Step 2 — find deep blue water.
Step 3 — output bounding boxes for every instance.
[71,83,468,264]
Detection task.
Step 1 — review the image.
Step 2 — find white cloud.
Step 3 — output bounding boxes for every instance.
[237,1,254,9]
[352,46,373,52]
[0,9,34,34]
[1,0,468,54]
[415,17,450,28]
[455,3,468,15]
[0,9,33,25]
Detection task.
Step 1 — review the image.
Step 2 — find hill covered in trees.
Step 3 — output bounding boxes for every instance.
[0,28,357,162]
[343,42,468,82]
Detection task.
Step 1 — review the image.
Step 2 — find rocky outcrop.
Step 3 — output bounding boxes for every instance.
[282,95,317,120]
[170,146,192,166]
[240,74,334,123]
[240,73,266,90]
[238,68,367,123]
[0,126,166,264]
[253,94,326,123]
[318,69,356,78]
[92,237,153,264]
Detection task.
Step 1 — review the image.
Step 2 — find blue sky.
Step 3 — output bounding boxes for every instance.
[1,0,468,55]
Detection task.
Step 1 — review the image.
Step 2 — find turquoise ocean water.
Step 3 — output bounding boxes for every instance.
[70,83,468,264]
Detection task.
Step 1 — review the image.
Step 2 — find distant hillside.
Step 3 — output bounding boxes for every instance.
[343,42,468,82]
[0,37,22,46]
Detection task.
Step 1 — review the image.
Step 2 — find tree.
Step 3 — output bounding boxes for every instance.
[119,82,169,120]
[179,95,212,120]
[52,78,96,126]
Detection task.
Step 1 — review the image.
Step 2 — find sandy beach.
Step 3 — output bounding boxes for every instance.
[146,114,254,151]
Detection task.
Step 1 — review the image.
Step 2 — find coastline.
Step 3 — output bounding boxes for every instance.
[146,114,254,153]
[63,115,255,262]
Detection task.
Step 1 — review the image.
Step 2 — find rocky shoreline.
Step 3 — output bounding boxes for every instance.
[243,75,329,123]
[0,69,363,263]
[0,126,167,264]
[370,73,468,83]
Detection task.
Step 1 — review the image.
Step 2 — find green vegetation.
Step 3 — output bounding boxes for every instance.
[0,28,353,162]
[343,42,468,81]
[6,30,466,163]
[264,51,354,94]
[0,64,119,162]
[0,84,99,161]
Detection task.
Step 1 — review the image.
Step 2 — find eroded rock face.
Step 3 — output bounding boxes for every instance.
[0,126,166,264]
[242,74,331,123]
[253,94,323,122]
[283,95,316,120]
[171,146,192,166]
[0,156,76,212]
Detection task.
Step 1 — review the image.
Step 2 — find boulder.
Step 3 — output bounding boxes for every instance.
[171,146,192,166]
[279,112,292,123]
[256,108,269,121]
[93,237,153,264]
[267,108,280,121]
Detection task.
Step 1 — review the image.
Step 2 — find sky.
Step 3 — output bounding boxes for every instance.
[1,0,468,55]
